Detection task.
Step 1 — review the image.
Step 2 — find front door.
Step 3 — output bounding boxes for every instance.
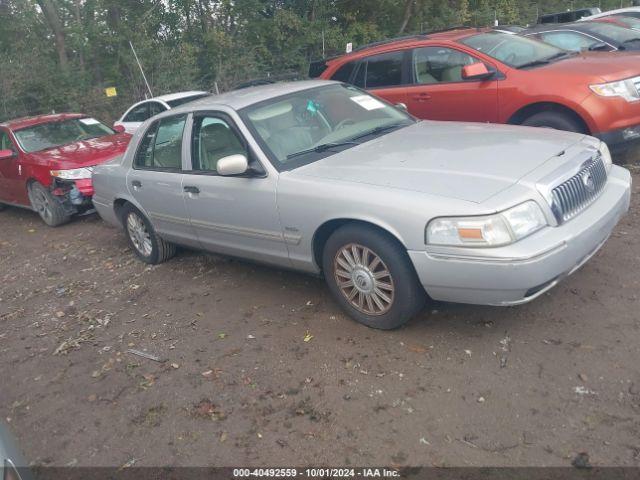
[0,129,22,205]
[126,113,198,247]
[181,112,289,266]
[405,46,499,123]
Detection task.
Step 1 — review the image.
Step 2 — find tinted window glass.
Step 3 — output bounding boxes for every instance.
[331,62,356,83]
[191,116,246,173]
[148,102,167,117]
[166,94,209,108]
[353,62,366,88]
[0,130,16,151]
[124,103,149,122]
[365,51,404,88]
[538,31,598,51]
[413,47,478,84]
[134,115,186,170]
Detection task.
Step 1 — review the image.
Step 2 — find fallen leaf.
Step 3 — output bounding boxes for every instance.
[303,332,314,343]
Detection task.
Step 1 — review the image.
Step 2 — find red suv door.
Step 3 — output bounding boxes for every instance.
[404,46,499,123]
[0,128,23,205]
[348,50,409,107]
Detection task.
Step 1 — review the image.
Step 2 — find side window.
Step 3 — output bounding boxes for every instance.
[364,51,404,88]
[413,47,479,84]
[134,115,186,170]
[539,32,599,52]
[331,61,357,83]
[149,102,167,117]
[124,103,150,122]
[353,61,366,88]
[191,116,247,173]
[0,130,16,151]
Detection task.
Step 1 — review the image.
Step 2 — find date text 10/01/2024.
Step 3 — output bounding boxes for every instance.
[233,468,401,478]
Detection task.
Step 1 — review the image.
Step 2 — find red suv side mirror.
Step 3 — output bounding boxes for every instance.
[113,124,126,134]
[461,63,493,81]
[0,149,15,160]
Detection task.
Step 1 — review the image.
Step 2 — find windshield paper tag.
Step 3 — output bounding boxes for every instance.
[350,95,385,111]
[80,118,100,125]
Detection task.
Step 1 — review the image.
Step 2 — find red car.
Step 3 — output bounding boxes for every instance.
[0,114,131,226]
[316,28,640,156]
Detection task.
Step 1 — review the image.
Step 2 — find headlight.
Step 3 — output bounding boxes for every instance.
[50,166,94,180]
[426,201,547,247]
[598,141,612,172]
[590,78,640,103]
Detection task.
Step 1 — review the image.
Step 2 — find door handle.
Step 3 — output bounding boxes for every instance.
[131,180,142,189]
[411,93,431,102]
[183,185,200,195]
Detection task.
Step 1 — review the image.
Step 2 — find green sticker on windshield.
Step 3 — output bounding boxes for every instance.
[306,100,318,114]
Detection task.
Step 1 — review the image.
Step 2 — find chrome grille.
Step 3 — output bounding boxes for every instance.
[550,154,607,224]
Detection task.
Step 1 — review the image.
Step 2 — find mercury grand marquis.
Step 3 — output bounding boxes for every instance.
[92,80,631,329]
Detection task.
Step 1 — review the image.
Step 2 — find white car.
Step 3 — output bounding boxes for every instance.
[581,7,640,20]
[114,91,209,134]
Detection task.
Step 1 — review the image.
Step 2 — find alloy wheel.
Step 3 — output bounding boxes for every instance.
[126,212,153,257]
[333,243,395,316]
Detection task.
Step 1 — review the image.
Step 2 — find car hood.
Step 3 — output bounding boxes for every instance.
[290,121,585,204]
[530,51,640,82]
[26,133,131,169]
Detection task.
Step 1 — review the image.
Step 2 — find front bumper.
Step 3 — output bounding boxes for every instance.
[408,165,631,306]
[594,124,640,156]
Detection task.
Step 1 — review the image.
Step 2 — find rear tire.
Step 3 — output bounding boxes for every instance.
[121,204,176,265]
[27,182,70,227]
[521,111,584,133]
[322,224,425,330]
[0,203,6,211]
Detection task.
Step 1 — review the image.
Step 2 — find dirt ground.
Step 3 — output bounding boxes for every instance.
[1,170,639,469]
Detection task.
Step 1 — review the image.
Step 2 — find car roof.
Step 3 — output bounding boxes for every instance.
[0,113,86,131]
[169,80,338,113]
[324,28,484,66]
[525,22,598,33]
[151,91,209,102]
[582,7,640,20]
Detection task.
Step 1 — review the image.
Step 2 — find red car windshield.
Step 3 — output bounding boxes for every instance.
[461,31,565,68]
[13,117,114,153]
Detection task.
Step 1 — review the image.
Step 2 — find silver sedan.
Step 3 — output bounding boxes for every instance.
[93,80,631,329]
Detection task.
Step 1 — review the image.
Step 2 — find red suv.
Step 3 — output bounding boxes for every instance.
[317,28,640,156]
[0,114,131,226]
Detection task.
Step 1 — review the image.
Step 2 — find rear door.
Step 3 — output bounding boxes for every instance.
[181,111,289,266]
[126,114,199,246]
[0,129,22,204]
[404,46,499,123]
[353,50,409,107]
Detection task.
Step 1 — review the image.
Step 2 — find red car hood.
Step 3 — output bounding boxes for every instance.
[533,51,640,83]
[27,133,131,169]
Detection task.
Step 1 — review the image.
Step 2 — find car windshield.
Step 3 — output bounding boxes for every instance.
[587,20,640,39]
[14,117,114,153]
[461,31,568,68]
[239,84,414,168]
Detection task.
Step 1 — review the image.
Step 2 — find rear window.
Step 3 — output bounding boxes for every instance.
[166,94,209,108]
[363,51,404,88]
[331,61,357,83]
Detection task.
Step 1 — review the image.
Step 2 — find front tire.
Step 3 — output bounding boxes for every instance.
[521,111,583,133]
[121,204,176,265]
[27,182,70,227]
[0,203,7,211]
[322,224,425,330]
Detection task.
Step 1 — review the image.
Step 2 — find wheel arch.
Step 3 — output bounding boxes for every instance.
[112,195,150,227]
[507,102,591,134]
[311,218,408,272]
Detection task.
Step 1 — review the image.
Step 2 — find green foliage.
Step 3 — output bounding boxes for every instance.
[0,0,637,123]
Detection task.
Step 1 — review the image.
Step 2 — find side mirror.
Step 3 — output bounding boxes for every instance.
[113,124,126,134]
[395,102,408,112]
[461,62,493,81]
[0,149,15,160]
[217,154,249,176]
[588,42,609,51]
